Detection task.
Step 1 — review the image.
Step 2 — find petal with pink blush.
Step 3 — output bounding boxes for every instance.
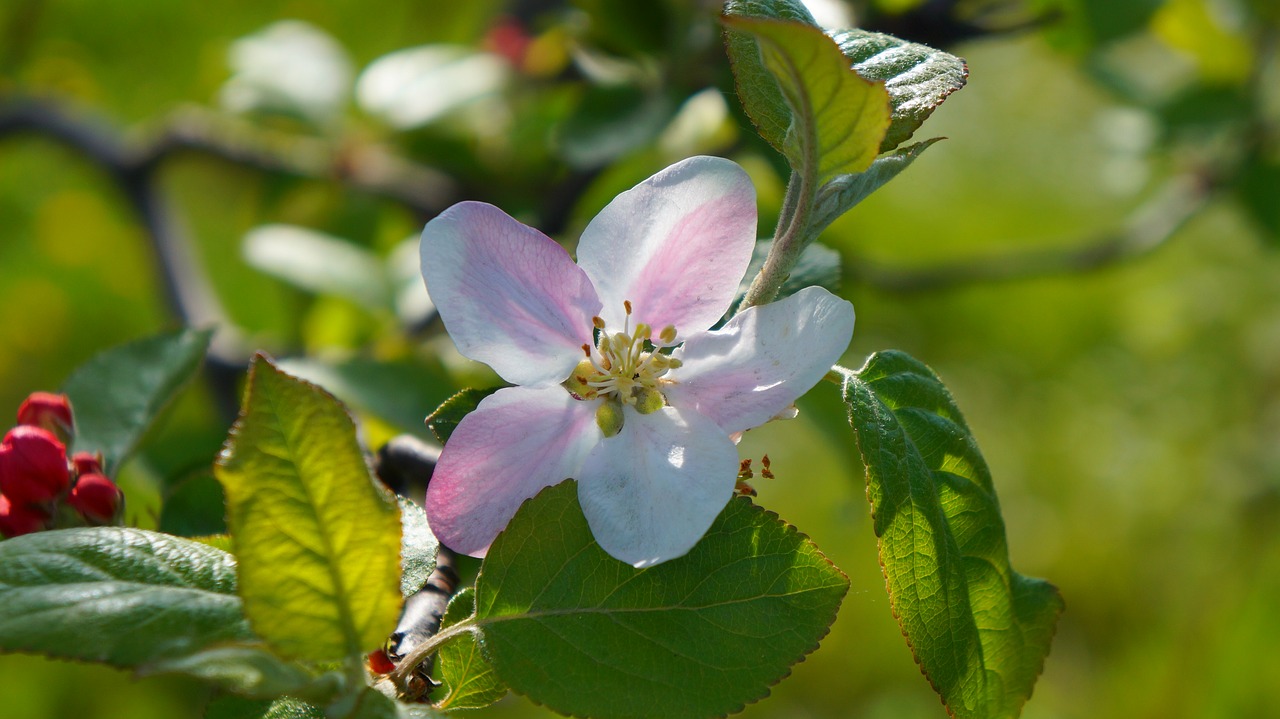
[665,286,854,435]
[421,202,602,387]
[426,386,601,557]
[576,406,739,567]
[575,156,757,338]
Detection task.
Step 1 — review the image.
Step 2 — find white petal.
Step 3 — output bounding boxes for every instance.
[577,406,739,567]
[665,286,854,434]
[426,386,601,557]
[421,202,602,387]
[575,156,756,338]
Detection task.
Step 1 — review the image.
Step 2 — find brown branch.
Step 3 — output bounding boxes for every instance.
[847,172,1216,293]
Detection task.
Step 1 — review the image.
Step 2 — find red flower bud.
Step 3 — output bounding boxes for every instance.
[17,392,74,441]
[69,473,123,524]
[71,451,103,477]
[0,426,70,504]
[0,494,50,538]
[367,648,397,675]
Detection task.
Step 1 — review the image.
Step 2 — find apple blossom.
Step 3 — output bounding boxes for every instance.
[420,155,854,567]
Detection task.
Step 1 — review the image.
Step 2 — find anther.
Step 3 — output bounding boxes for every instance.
[592,316,605,330]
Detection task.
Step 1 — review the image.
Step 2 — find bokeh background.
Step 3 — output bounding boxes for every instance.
[1,0,1278,717]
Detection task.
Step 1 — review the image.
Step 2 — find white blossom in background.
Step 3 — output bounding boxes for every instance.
[220,20,354,128]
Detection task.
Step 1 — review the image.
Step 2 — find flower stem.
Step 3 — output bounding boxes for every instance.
[742,168,816,308]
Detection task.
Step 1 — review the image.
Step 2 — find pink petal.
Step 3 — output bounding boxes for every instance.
[575,156,757,339]
[664,286,854,435]
[577,406,739,567]
[421,201,601,387]
[426,386,601,556]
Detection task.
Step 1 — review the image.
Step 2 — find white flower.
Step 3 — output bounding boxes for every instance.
[421,156,854,567]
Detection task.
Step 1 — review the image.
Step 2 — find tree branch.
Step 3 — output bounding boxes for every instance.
[846,172,1215,293]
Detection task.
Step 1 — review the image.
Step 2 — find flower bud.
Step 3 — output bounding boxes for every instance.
[0,426,70,504]
[16,392,74,442]
[71,451,103,476]
[0,494,50,538]
[68,473,123,524]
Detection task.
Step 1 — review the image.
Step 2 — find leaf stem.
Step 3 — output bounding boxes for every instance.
[743,168,816,308]
[388,618,477,688]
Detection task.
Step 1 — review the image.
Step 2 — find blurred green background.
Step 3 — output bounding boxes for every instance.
[1,0,1278,717]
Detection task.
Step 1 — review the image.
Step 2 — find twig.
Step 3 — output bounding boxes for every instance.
[846,172,1215,293]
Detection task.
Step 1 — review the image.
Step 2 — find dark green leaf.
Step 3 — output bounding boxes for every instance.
[434,587,505,710]
[143,645,342,702]
[215,355,403,662]
[809,138,941,238]
[724,16,891,184]
[827,29,968,152]
[470,480,848,719]
[1238,156,1280,246]
[0,528,251,666]
[62,327,213,475]
[426,387,500,445]
[398,496,439,597]
[842,351,1063,719]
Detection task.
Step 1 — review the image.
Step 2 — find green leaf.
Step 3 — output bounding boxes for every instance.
[434,587,505,710]
[425,387,500,444]
[62,327,213,475]
[0,528,252,666]
[469,480,847,719]
[725,15,890,185]
[827,29,968,152]
[398,496,439,597]
[555,86,675,168]
[243,225,392,311]
[808,138,940,238]
[841,351,1063,719]
[142,644,342,702]
[215,355,403,662]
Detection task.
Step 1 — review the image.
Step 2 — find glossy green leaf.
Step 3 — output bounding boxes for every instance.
[0,528,251,666]
[398,496,439,597]
[62,327,213,475]
[469,480,847,719]
[725,15,890,184]
[215,355,403,662]
[827,29,968,152]
[425,387,500,444]
[842,351,1063,719]
[142,645,342,702]
[809,138,940,238]
[434,587,505,710]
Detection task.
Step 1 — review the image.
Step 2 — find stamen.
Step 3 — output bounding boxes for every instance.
[592,316,605,330]
[659,325,677,345]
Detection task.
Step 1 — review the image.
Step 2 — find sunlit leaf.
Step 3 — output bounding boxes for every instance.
[62,327,212,476]
[722,0,821,152]
[142,644,342,702]
[842,351,1063,719]
[0,528,251,666]
[398,496,439,597]
[215,355,402,662]
[724,15,891,184]
[470,480,847,719]
[243,225,392,311]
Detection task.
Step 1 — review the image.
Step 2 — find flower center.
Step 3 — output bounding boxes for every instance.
[563,300,680,436]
